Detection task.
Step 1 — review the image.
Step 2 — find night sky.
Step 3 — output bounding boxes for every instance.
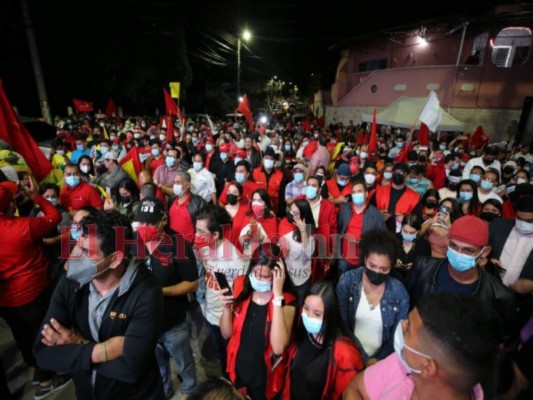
[0,0,502,118]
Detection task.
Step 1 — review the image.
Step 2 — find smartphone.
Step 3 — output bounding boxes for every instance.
[214,272,232,295]
[437,205,451,220]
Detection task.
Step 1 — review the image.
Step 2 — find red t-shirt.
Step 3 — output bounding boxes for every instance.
[169,195,195,242]
[59,181,104,212]
[342,207,364,265]
[149,156,165,177]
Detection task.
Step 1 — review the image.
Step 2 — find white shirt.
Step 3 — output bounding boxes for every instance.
[438,187,457,199]
[202,240,249,326]
[282,231,315,287]
[188,167,216,202]
[500,227,533,287]
[513,152,533,163]
[462,156,502,180]
[354,288,383,357]
[477,189,503,204]
[310,197,322,226]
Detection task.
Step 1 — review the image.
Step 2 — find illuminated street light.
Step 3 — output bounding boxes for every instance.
[237,29,252,99]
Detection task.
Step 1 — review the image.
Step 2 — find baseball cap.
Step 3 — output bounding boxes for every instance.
[449,216,488,247]
[104,151,117,161]
[337,163,351,177]
[133,197,165,224]
[219,143,230,153]
[293,163,307,173]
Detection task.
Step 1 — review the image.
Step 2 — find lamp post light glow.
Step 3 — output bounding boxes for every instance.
[237,29,252,100]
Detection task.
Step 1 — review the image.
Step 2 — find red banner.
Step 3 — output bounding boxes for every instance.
[72,98,94,113]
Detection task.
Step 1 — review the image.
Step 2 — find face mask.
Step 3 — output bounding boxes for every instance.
[80,165,90,174]
[305,186,318,200]
[173,184,183,196]
[301,312,323,334]
[252,203,265,217]
[234,157,243,165]
[393,323,432,374]
[482,158,493,166]
[191,137,198,144]
[193,161,203,172]
[439,144,447,151]
[227,194,239,205]
[451,163,459,170]
[165,156,175,168]
[424,200,437,209]
[249,272,272,292]
[479,211,499,223]
[67,254,111,285]
[364,174,376,185]
[205,144,213,152]
[120,195,131,204]
[159,134,166,141]
[402,231,417,242]
[470,173,481,183]
[275,161,282,168]
[480,179,493,191]
[235,172,246,184]
[194,233,215,249]
[220,152,228,161]
[459,192,474,201]
[396,141,404,148]
[56,149,65,155]
[517,178,527,185]
[46,197,59,206]
[285,144,291,151]
[76,144,84,151]
[407,177,419,185]
[65,175,80,187]
[294,172,304,183]
[302,141,309,148]
[151,148,160,157]
[287,212,295,224]
[352,192,365,206]
[365,267,388,285]
[392,173,405,185]
[137,225,160,244]
[383,172,393,180]
[337,178,348,187]
[100,147,109,155]
[112,144,120,152]
[70,227,81,240]
[447,247,483,272]
[516,219,533,235]
[360,151,368,159]
[264,159,274,170]
[133,133,142,139]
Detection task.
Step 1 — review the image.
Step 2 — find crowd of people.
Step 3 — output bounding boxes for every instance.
[0,111,532,400]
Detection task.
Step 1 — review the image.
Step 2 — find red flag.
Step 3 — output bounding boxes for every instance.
[356,129,366,146]
[72,98,94,113]
[470,125,489,149]
[368,109,378,159]
[0,80,52,181]
[119,146,143,182]
[395,141,414,163]
[105,98,117,117]
[418,123,429,147]
[237,94,254,132]
[316,116,325,128]
[166,115,174,142]
[163,88,178,116]
[302,118,310,132]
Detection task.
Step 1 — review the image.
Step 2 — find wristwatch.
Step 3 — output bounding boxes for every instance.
[272,296,285,307]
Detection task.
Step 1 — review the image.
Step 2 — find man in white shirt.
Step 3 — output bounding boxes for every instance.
[463,146,502,180]
[189,153,217,204]
[512,144,533,163]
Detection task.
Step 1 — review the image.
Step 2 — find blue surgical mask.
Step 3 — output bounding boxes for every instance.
[480,179,493,191]
[447,247,483,272]
[396,141,404,148]
[165,156,175,168]
[352,192,365,206]
[151,148,160,157]
[285,144,291,151]
[451,164,459,170]
[65,175,80,187]
[249,273,272,292]
[294,172,304,183]
[407,177,419,185]
[76,144,84,151]
[305,186,318,200]
[264,159,275,170]
[100,147,109,155]
[70,228,81,240]
[220,152,228,161]
[439,144,447,151]
[301,312,323,334]
[393,323,432,375]
[401,231,417,242]
[337,178,348,187]
[47,197,58,206]
[235,172,246,184]
[470,173,481,183]
[384,172,393,180]
[193,161,203,172]
[459,191,473,202]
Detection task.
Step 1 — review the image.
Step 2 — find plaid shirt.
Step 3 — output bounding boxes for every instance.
[285,180,307,201]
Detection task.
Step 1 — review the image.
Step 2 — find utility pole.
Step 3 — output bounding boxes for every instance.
[20,0,52,124]
[237,37,241,101]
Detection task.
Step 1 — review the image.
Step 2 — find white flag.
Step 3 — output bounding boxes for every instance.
[419,90,442,132]
[206,114,218,134]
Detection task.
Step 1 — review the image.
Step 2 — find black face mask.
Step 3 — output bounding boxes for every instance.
[482,158,493,166]
[392,173,405,185]
[286,211,295,224]
[365,267,388,286]
[448,183,458,191]
[120,195,131,204]
[479,211,499,222]
[424,200,437,209]
[226,194,239,206]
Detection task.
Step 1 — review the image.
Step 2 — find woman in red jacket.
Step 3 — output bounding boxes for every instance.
[220,244,296,400]
[283,280,364,400]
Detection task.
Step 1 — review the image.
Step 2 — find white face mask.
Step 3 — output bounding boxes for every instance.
[80,165,90,174]
[364,174,376,185]
[516,219,533,235]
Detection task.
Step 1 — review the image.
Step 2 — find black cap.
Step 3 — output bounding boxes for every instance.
[264,147,276,158]
[133,197,165,224]
[392,162,409,174]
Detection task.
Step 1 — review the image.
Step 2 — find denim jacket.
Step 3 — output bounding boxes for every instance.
[336,267,409,363]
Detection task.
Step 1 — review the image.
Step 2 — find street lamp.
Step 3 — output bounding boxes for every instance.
[237,29,252,100]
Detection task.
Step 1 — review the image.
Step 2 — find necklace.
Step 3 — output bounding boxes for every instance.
[362,284,381,311]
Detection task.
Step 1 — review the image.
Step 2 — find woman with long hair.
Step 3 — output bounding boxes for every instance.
[420,188,440,221]
[278,199,316,306]
[393,214,431,282]
[77,155,95,183]
[458,179,481,216]
[283,280,364,399]
[220,244,296,400]
[103,177,140,221]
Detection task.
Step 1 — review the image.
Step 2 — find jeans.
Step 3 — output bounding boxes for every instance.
[205,320,228,377]
[155,319,197,396]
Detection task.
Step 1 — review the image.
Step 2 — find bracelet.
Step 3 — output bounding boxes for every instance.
[103,340,108,362]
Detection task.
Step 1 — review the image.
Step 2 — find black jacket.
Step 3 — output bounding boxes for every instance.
[169,192,207,225]
[405,256,519,345]
[34,261,164,400]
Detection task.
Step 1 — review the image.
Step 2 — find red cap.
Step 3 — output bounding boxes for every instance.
[433,152,444,163]
[236,149,246,158]
[449,216,488,247]
[219,143,230,153]
[460,153,470,162]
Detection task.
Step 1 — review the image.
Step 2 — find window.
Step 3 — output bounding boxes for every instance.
[491,27,531,68]
[358,58,387,72]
